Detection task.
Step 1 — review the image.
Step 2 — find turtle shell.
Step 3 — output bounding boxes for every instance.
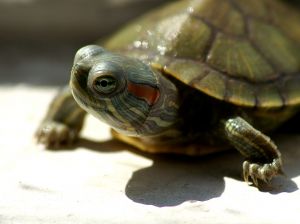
[104,0,300,108]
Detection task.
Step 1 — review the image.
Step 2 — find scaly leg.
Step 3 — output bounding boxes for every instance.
[36,87,86,148]
[223,116,283,185]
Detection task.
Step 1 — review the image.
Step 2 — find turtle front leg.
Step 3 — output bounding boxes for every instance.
[36,87,86,148]
[222,116,283,185]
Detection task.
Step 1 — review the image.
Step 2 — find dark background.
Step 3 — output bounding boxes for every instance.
[0,0,173,85]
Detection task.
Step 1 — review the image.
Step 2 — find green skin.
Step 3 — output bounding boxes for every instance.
[37,45,283,186]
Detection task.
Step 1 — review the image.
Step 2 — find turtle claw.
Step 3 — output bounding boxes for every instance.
[243,161,250,183]
[242,158,282,186]
[36,121,78,148]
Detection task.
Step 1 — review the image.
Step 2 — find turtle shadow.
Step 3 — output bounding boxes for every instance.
[77,137,298,206]
[124,137,300,207]
[124,151,239,207]
[45,137,229,205]
[74,138,237,205]
[46,138,127,153]
[51,134,300,206]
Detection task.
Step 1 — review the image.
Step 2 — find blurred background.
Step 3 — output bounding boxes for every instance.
[0,0,173,85]
[1,0,300,85]
[0,0,299,86]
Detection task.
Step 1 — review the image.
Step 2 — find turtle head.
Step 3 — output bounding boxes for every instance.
[70,45,179,136]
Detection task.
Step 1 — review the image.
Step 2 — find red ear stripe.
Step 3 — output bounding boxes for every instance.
[127,81,160,105]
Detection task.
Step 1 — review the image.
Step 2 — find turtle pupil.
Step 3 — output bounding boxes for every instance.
[94,76,117,94]
[100,80,108,87]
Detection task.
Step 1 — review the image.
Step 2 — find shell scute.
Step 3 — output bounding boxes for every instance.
[191,0,245,36]
[282,75,300,106]
[256,84,283,108]
[192,69,226,101]
[164,59,209,84]
[147,14,212,59]
[225,79,256,107]
[231,0,267,18]
[249,19,300,74]
[207,33,275,82]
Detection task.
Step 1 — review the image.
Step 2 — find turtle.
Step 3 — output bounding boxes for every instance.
[36,0,300,186]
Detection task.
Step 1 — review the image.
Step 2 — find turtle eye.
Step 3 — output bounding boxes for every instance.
[93,75,118,94]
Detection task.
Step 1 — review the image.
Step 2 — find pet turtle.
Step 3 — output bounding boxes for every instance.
[36,0,300,185]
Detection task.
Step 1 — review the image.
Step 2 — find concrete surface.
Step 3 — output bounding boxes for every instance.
[0,85,300,224]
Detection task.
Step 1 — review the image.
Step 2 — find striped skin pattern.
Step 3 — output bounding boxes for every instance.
[224,117,282,184]
[36,87,86,146]
[224,117,279,161]
[45,87,85,128]
[70,45,179,137]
